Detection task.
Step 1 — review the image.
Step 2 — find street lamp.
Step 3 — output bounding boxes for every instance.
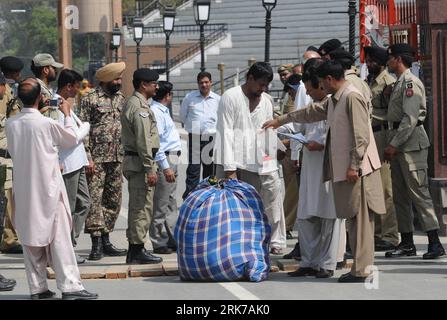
[194,0,211,72]
[163,6,176,82]
[133,17,144,69]
[262,0,277,63]
[111,23,122,62]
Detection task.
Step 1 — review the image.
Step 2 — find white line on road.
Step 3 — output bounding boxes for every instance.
[219,283,260,300]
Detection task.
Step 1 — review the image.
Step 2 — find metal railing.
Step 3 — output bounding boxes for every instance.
[123,0,190,26]
[145,24,228,72]
[127,23,228,39]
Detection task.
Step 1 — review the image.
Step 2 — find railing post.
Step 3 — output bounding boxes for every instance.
[200,24,206,72]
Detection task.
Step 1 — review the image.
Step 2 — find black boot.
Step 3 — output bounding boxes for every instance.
[126,244,163,264]
[423,230,446,259]
[385,232,416,258]
[88,236,103,261]
[102,233,127,256]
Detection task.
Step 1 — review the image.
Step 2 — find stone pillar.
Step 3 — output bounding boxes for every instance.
[58,0,73,68]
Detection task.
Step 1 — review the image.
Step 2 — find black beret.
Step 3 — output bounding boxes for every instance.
[387,43,415,57]
[133,68,159,82]
[364,46,388,65]
[0,72,5,84]
[0,56,24,73]
[306,45,319,53]
[318,39,342,56]
[329,48,355,63]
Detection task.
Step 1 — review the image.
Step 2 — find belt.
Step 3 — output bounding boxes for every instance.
[0,148,10,159]
[392,120,424,130]
[372,122,389,132]
[124,151,139,156]
[165,150,181,156]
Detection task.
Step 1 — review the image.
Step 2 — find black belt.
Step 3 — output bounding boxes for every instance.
[372,122,389,132]
[392,120,424,130]
[165,150,181,156]
[124,151,139,156]
[0,148,10,159]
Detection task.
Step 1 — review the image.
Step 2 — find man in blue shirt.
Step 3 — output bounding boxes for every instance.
[180,72,220,199]
[150,81,181,254]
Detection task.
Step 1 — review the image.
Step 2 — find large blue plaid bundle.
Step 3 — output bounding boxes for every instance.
[175,178,271,282]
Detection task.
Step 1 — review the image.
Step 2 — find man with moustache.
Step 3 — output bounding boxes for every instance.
[364,46,399,251]
[79,62,127,261]
[30,53,63,120]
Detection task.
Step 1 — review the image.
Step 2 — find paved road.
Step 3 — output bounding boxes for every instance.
[1,122,447,300]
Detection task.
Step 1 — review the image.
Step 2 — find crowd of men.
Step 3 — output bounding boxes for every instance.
[0,35,445,298]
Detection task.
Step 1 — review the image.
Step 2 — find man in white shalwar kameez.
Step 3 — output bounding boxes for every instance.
[287,61,342,278]
[6,78,97,300]
[214,62,286,253]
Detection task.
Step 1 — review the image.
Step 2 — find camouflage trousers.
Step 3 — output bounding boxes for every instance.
[85,162,122,236]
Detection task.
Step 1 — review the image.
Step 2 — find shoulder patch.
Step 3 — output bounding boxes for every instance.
[406,88,414,97]
[139,112,149,118]
[406,82,413,89]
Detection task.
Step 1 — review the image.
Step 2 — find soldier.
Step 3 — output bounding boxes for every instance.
[276,64,294,115]
[364,46,399,251]
[384,43,445,259]
[30,53,63,120]
[0,56,24,254]
[79,62,127,260]
[121,69,162,264]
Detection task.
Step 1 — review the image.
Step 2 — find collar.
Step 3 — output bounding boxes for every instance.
[133,91,150,105]
[398,68,412,82]
[344,69,356,77]
[36,78,50,92]
[373,69,388,84]
[332,81,350,103]
[151,100,169,113]
[21,107,40,113]
[196,90,216,99]
[97,85,122,98]
[5,79,15,85]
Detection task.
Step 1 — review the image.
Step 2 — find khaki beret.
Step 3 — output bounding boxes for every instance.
[95,62,126,82]
[277,63,293,73]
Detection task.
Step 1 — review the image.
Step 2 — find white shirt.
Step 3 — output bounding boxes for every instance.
[294,81,312,110]
[150,100,182,170]
[180,90,220,134]
[58,109,90,175]
[214,86,276,173]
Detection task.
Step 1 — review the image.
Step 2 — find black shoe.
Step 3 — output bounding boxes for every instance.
[0,274,16,286]
[1,244,23,254]
[88,236,103,261]
[102,233,127,257]
[283,242,301,260]
[385,243,417,258]
[338,272,367,283]
[62,290,98,300]
[126,244,163,264]
[315,269,334,278]
[76,254,86,264]
[375,239,397,252]
[286,231,294,240]
[30,290,55,300]
[288,267,317,277]
[0,279,15,291]
[423,242,446,260]
[153,247,173,255]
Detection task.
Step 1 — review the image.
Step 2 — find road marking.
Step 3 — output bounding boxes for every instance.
[219,283,260,300]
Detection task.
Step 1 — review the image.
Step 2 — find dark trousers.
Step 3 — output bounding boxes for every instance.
[183,133,214,199]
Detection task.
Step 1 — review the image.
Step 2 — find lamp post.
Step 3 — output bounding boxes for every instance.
[194,0,211,72]
[348,0,357,57]
[133,17,144,69]
[163,6,176,82]
[262,0,277,63]
[111,23,122,62]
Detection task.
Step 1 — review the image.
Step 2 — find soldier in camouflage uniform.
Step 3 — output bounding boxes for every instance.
[0,57,24,254]
[384,44,445,259]
[364,46,399,251]
[79,62,127,260]
[121,69,162,264]
[30,53,63,120]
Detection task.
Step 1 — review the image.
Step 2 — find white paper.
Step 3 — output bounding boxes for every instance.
[277,132,309,144]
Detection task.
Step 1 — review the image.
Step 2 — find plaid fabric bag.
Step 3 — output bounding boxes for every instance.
[175,178,271,282]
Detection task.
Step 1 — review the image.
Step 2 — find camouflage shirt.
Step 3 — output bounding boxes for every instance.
[0,83,22,150]
[37,78,59,121]
[79,86,126,163]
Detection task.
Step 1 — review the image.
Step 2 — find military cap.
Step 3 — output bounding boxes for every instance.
[32,53,63,68]
[133,68,159,82]
[306,46,319,53]
[387,43,415,57]
[95,62,126,83]
[364,46,388,66]
[0,56,24,73]
[329,48,355,62]
[0,72,5,84]
[318,39,342,56]
[277,63,293,73]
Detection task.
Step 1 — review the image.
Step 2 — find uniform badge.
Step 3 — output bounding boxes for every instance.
[139,112,149,118]
[406,88,414,97]
[406,82,413,89]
